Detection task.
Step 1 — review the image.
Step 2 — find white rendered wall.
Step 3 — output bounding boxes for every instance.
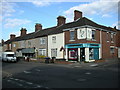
[48,33,64,59]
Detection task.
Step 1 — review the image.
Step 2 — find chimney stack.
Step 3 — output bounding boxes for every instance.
[74,10,82,21]
[10,34,16,40]
[114,26,117,29]
[1,39,4,46]
[57,16,66,26]
[35,23,42,32]
[20,28,27,36]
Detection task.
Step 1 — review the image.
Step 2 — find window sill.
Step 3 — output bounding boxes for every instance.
[111,41,114,43]
[69,40,75,42]
[92,39,96,41]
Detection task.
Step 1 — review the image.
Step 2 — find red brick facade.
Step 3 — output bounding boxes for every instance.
[64,29,118,59]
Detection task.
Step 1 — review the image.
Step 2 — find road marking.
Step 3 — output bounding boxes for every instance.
[90,64,98,67]
[35,69,41,72]
[85,72,91,75]
[77,78,86,81]
[23,71,31,74]
[26,82,33,85]
[74,66,82,68]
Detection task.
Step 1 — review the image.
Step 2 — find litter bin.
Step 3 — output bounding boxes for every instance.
[45,57,50,63]
[50,57,56,63]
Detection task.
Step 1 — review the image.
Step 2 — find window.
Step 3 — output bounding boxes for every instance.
[70,31,75,40]
[13,44,16,47]
[40,38,46,44]
[52,36,56,43]
[111,33,114,43]
[92,30,96,40]
[106,32,109,42]
[39,49,46,56]
[28,41,31,47]
[110,47,115,54]
[51,48,57,57]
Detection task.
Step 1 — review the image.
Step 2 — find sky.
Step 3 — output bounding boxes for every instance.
[0,0,119,41]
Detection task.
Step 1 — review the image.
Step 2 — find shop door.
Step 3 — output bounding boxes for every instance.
[80,48,85,61]
[94,48,99,60]
[68,48,78,61]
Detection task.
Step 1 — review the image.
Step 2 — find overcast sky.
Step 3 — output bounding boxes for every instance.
[1,0,119,41]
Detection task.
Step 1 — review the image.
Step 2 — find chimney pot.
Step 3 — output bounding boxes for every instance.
[57,16,66,26]
[74,10,82,21]
[35,23,42,32]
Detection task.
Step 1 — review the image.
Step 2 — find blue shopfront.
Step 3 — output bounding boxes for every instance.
[65,43,101,62]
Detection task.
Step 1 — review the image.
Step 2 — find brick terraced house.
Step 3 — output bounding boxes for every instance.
[3,10,120,62]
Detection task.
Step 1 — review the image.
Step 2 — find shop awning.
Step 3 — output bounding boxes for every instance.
[22,48,35,54]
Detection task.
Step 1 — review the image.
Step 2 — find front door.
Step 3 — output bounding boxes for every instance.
[80,48,85,61]
[94,48,99,60]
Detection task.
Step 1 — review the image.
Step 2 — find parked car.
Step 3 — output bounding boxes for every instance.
[2,52,17,62]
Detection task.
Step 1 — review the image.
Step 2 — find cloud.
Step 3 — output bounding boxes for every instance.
[102,14,111,18]
[31,0,51,7]
[1,2,16,17]
[63,0,118,22]
[112,21,120,29]
[4,18,31,28]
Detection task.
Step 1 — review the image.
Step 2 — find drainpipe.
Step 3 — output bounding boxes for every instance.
[100,30,102,59]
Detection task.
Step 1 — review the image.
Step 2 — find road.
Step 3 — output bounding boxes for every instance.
[2,59,119,89]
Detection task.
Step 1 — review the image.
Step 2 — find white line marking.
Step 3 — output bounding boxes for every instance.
[23,71,31,74]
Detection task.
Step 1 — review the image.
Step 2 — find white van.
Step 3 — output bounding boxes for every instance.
[2,52,17,62]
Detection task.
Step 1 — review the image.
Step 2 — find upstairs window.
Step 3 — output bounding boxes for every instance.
[111,33,114,43]
[40,38,46,44]
[13,44,16,47]
[28,41,31,47]
[52,36,56,43]
[92,30,96,40]
[107,32,109,42]
[70,30,75,40]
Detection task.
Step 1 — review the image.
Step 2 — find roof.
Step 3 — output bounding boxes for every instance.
[4,17,118,44]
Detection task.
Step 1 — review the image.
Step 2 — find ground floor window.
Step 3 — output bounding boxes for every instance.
[110,47,115,54]
[39,49,46,56]
[51,48,57,57]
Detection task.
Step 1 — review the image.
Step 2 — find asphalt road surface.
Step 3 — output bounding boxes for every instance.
[2,59,119,89]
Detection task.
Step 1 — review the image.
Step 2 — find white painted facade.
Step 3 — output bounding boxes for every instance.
[48,33,65,59]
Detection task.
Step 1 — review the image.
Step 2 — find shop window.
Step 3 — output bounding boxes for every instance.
[89,48,94,60]
[51,48,57,57]
[70,31,75,40]
[52,36,56,43]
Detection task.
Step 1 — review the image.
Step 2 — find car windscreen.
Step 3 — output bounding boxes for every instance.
[6,54,15,57]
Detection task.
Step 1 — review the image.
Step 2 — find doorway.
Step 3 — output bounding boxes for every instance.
[80,48,85,61]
